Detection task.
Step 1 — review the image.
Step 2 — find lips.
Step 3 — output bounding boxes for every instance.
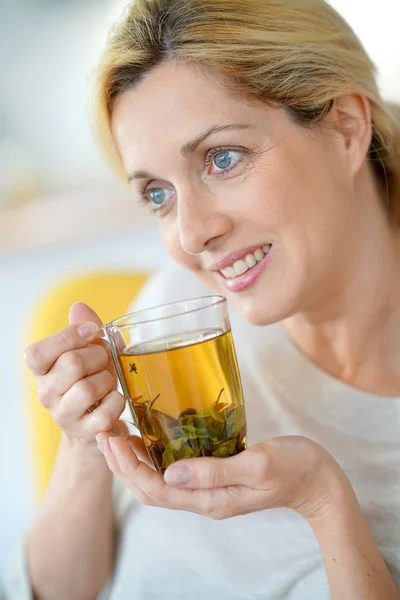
[219,245,271,279]
[209,243,273,294]
[210,243,272,272]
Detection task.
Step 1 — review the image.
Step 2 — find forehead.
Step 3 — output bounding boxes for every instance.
[111,62,261,154]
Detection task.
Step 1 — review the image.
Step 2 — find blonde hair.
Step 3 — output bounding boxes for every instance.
[91,0,400,224]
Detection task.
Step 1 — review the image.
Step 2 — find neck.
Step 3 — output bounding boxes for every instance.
[284,170,400,397]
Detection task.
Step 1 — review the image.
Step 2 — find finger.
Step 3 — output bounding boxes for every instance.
[40,345,110,400]
[68,302,103,327]
[97,433,156,505]
[96,433,123,473]
[164,444,272,489]
[109,436,164,492]
[106,436,174,504]
[81,390,126,436]
[112,420,130,437]
[103,436,217,515]
[24,322,100,376]
[127,436,155,469]
[55,370,116,423]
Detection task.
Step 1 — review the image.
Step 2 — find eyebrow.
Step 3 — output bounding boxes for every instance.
[127,123,252,182]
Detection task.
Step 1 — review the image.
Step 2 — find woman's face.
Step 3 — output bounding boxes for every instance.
[111,62,361,325]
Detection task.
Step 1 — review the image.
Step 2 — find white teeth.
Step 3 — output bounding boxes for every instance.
[233,259,248,276]
[220,266,236,279]
[245,254,257,268]
[219,245,271,280]
[254,248,264,261]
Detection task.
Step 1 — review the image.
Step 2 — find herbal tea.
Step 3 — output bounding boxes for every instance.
[118,329,246,473]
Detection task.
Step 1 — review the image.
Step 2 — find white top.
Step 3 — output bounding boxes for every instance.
[4,264,400,599]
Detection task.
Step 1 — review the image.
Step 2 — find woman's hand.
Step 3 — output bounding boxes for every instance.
[24,302,126,451]
[95,432,347,520]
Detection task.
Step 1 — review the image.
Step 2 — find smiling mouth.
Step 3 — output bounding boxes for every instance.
[219,245,272,279]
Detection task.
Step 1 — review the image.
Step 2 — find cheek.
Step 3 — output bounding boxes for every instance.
[252,146,344,244]
[242,158,296,224]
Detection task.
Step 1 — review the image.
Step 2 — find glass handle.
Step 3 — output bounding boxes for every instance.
[95,325,139,430]
[96,326,108,341]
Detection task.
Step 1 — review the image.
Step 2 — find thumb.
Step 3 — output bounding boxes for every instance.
[164,439,286,489]
[69,302,103,327]
[164,449,258,489]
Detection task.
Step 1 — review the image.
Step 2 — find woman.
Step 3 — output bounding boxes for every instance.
[9,0,400,598]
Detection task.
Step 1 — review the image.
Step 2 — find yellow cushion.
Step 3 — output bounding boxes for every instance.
[24,271,149,500]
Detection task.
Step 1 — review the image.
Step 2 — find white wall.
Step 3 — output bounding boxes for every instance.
[329,0,400,100]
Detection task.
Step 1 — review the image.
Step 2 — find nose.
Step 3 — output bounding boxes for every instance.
[177,189,234,255]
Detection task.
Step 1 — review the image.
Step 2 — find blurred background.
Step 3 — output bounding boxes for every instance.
[0,0,399,578]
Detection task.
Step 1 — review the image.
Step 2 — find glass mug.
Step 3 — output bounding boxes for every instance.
[97,296,247,474]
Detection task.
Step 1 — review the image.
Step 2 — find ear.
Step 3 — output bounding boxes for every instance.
[326,94,373,176]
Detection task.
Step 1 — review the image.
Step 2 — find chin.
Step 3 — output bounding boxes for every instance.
[228,288,299,327]
[230,298,280,326]
[189,267,297,326]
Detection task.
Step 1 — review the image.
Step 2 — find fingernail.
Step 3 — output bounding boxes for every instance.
[164,464,192,486]
[77,322,98,339]
[96,435,105,454]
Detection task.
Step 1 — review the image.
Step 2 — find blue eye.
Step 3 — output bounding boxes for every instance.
[149,188,167,205]
[144,187,175,211]
[214,151,233,170]
[211,150,242,173]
